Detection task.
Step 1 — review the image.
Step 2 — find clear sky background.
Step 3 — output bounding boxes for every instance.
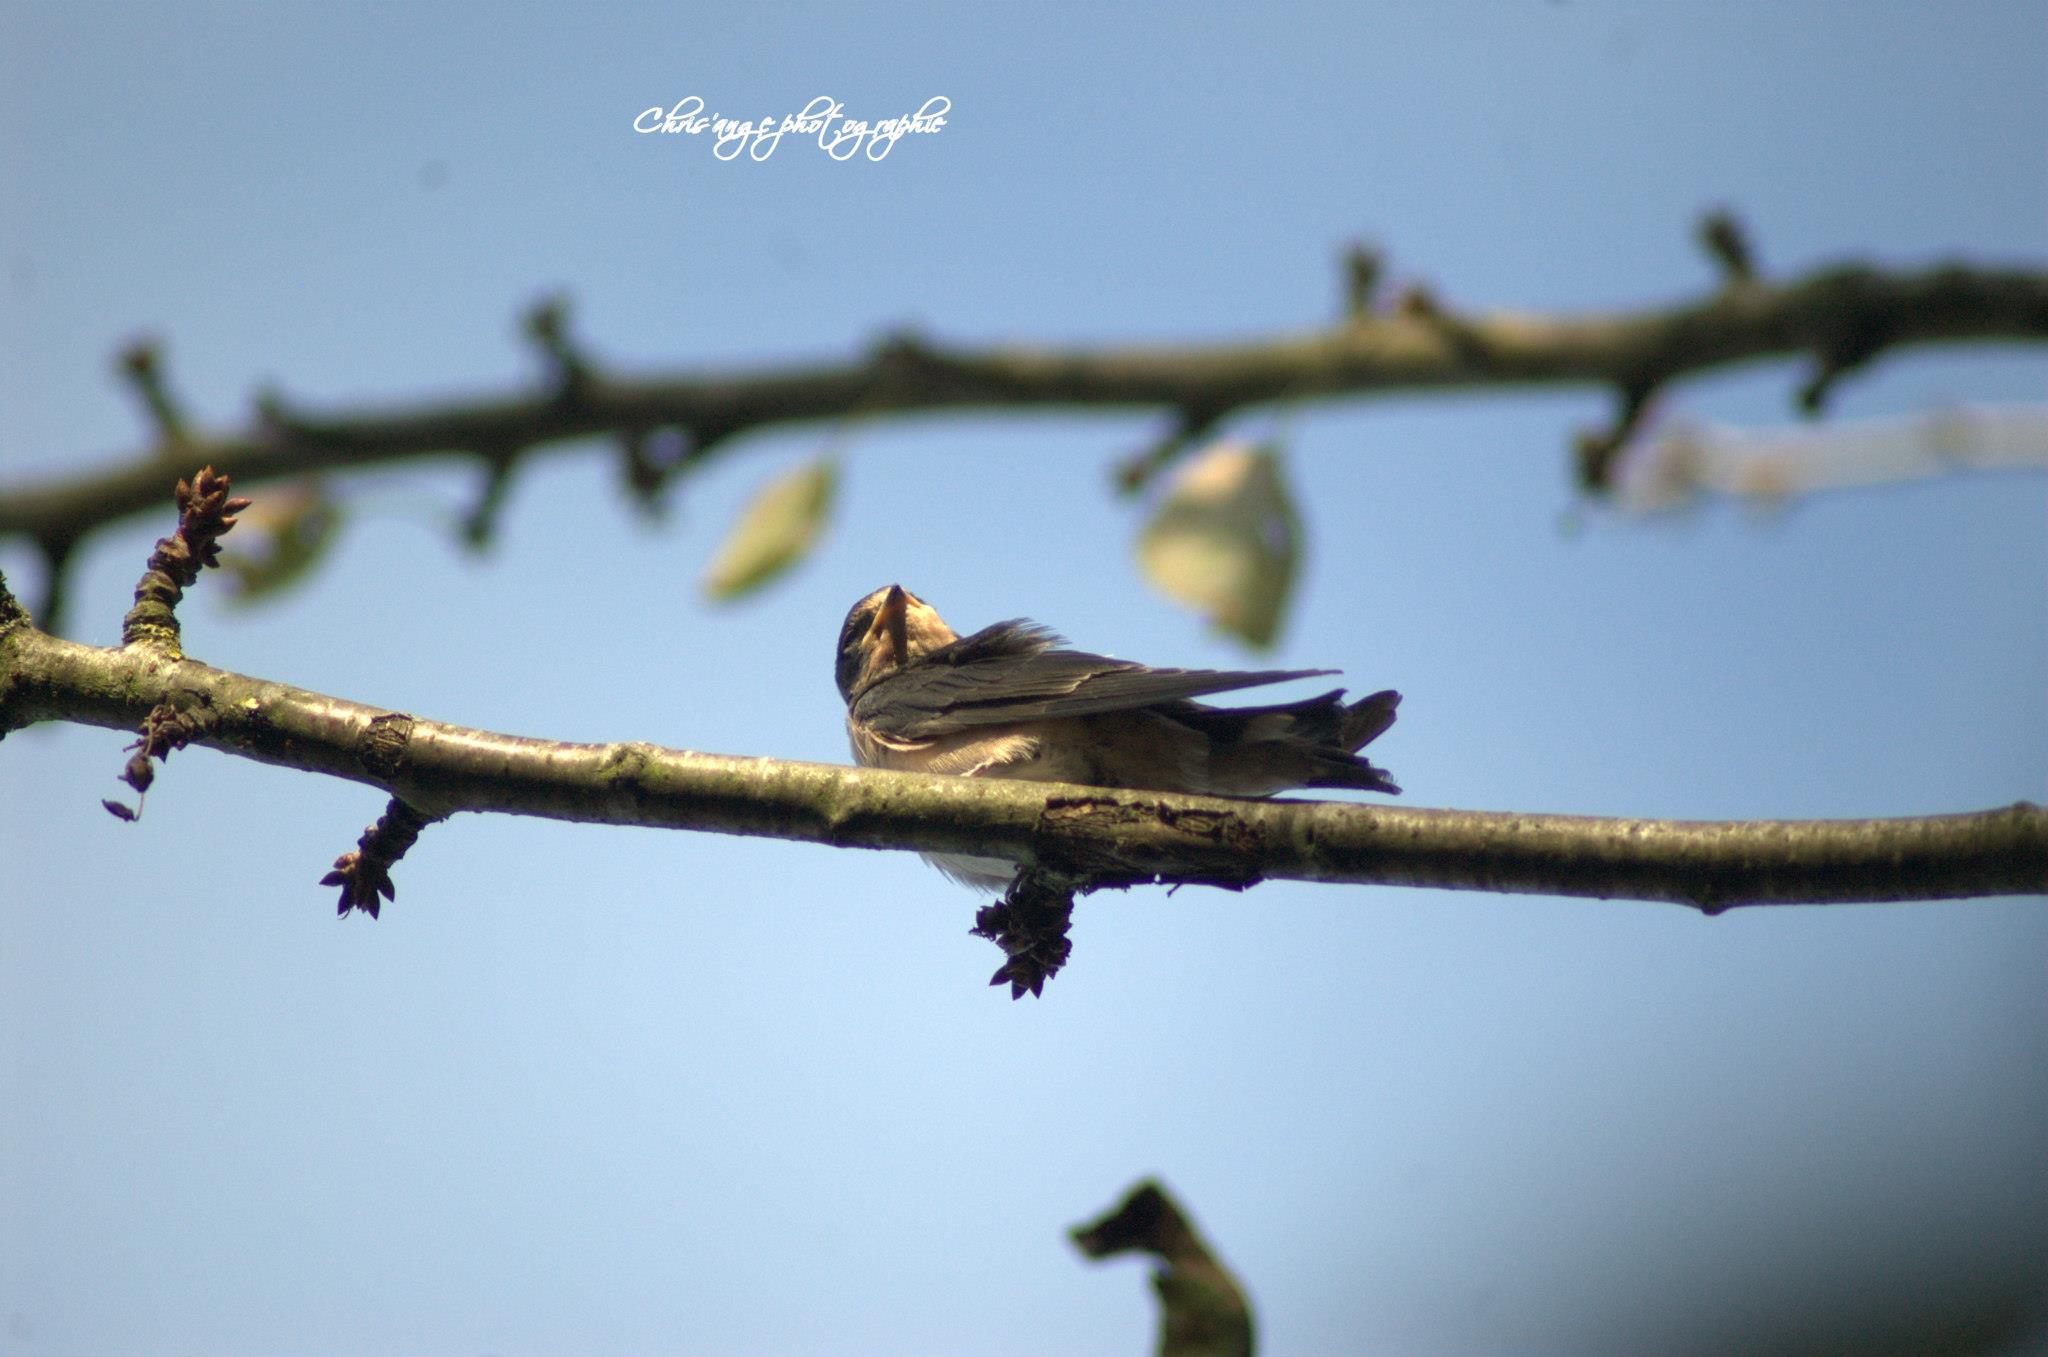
[2,4,2044,1355]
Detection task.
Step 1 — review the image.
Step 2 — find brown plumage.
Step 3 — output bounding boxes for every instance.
[835,585,1401,891]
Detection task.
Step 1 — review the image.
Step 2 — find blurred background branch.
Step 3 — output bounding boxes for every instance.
[4,239,2043,635]
[1073,1180,1255,1357]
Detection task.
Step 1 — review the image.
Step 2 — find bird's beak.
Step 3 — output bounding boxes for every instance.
[870,584,910,666]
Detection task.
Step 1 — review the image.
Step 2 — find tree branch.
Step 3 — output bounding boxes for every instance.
[4,252,2043,582]
[3,602,2040,913]
[1073,1180,1255,1357]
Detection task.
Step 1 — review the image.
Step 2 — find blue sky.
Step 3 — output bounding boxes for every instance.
[3,3,2044,1354]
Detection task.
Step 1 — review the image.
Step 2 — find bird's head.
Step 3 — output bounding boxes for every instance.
[835,584,960,702]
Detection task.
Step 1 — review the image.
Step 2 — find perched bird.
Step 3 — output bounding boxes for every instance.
[835,584,1401,890]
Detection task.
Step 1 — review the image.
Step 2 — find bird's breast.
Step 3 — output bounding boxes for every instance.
[847,711,1215,790]
[846,716,1045,778]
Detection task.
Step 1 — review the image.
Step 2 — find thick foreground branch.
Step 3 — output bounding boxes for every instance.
[3,610,2040,911]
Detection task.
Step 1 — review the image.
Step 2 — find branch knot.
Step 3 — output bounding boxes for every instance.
[355,712,416,780]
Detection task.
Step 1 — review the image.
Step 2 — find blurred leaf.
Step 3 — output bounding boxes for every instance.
[1137,439,1301,649]
[220,479,342,607]
[701,457,837,601]
[1614,403,2048,515]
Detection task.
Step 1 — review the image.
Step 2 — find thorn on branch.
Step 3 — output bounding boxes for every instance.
[1797,333,1886,416]
[619,426,664,513]
[460,444,524,550]
[105,693,213,818]
[1795,362,1844,417]
[523,293,594,404]
[1393,282,1490,366]
[120,467,252,653]
[32,531,79,636]
[1393,281,1443,323]
[871,326,939,375]
[1114,406,1227,496]
[970,869,1078,999]
[618,425,695,519]
[116,338,193,449]
[252,383,319,445]
[1795,267,1895,417]
[1574,380,1661,494]
[689,417,739,461]
[1342,241,1384,320]
[322,797,436,919]
[1697,208,1757,286]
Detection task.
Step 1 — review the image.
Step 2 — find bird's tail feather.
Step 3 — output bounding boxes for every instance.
[1340,689,1400,750]
[1323,689,1402,793]
[1305,751,1401,795]
[1172,686,1403,797]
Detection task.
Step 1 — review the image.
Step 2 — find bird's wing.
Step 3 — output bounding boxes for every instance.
[853,620,1335,739]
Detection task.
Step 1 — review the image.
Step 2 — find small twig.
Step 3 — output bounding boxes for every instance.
[31,530,79,637]
[460,443,524,549]
[119,467,251,655]
[323,797,437,919]
[1115,406,1227,495]
[1393,281,1492,367]
[1072,1180,1255,1357]
[618,425,679,516]
[970,869,1080,999]
[523,293,594,404]
[1342,241,1384,321]
[1392,281,1443,323]
[100,468,246,814]
[119,698,208,795]
[1698,207,1758,286]
[869,325,945,379]
[1795,269,1897,415]
[116,338,193,449]
[1796,341,1883,416]
[252,383,322,445]
[1574,379,1661,493]
[618,419,739,521]
[103,693,214,819]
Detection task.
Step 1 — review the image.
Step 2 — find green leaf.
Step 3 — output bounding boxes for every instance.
[221,480,343,607]
[1136,439,1301,649]
[701,457,838,601]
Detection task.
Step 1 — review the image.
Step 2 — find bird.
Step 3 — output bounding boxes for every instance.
[835,584,1401,891]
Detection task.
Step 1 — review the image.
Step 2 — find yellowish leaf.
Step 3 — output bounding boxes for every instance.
[701,457,838,601]
[1137,440,1301,649]
[221,479,342,607]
